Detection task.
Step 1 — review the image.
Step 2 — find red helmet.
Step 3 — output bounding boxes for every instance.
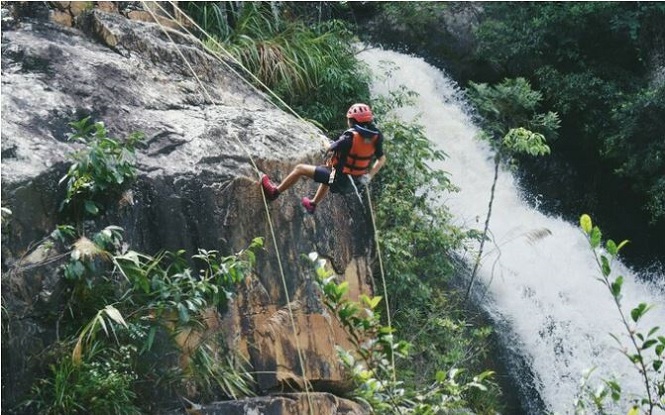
[346,103,373,123]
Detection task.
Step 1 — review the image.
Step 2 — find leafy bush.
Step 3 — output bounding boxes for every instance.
[466,77,559,156]
[21,224,262,413]
[371,86,468,312]
[603,84,665,223]
[60,117,143,217]
[367,84,503,412]
[114,238,263,328]
[312,255,495,414]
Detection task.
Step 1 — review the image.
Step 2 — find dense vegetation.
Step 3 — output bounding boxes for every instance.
[181,1,371,132]
[353,1,665,266]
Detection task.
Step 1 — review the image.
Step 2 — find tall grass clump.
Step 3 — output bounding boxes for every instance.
[180,2,370,132]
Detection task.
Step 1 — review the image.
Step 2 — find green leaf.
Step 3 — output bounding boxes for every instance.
[361,295,382,310]
[580,214,593,234]
[84,200,99,215]
[631,303,650,323]
[656,344,664,356]
[606,380,621,401]
[435,370,446,383]
[601,255,612,278]
[178,303,190,323]
[335,281,349,300]
[617,239,630,251]
[590,226,602,248]
[610,275,623,297]
[642,339,657,350]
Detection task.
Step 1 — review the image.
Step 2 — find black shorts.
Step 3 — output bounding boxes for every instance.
[313,166,354,194]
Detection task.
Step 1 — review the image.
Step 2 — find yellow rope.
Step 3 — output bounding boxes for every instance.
[140,4,315,413]
[365,186,397,384]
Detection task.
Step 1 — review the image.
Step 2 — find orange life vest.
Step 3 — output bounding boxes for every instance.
[326,130,379,176]
[342,131,379,176]
[341,130,378,176]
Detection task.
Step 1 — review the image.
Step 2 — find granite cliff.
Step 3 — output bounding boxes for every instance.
[1,3,374,413]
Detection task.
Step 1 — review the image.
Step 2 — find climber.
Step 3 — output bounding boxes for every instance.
[260,103,386,214]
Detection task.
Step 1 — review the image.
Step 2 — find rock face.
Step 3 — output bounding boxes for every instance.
[1,4,373,413]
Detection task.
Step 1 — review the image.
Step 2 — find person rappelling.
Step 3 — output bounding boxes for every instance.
[260,103,387,214]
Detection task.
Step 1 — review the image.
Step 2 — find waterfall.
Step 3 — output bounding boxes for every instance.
[360,48,665,414]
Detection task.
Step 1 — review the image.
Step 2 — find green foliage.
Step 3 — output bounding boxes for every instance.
[377,2,450,28]
[474,3,650,77]
[578,214,664,414]
[371,86,469,312]
[27,343,140,415]
[114,238,262,327]
[503,127,550,157]
[603,84,665,223]
[59,117,143,217]
[15,116,262,413]
[188,343,255,401]
[394,293,500,412]
[72,305,128,366]
[63,225,124,286]
[574,368,627,415]
[474,2,665,223]
[466,77,559,163]
[23,224,262,413]
[312,255,495,414]
[179,1,240,39]
[43,225,127,327]
[364,78,502,412]
[181,2,370,132]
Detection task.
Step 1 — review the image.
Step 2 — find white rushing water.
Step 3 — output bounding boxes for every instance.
[360,48,665,414]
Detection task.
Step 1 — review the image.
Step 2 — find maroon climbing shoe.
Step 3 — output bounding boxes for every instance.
[261,174,280,201]
[301,197,316,214]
